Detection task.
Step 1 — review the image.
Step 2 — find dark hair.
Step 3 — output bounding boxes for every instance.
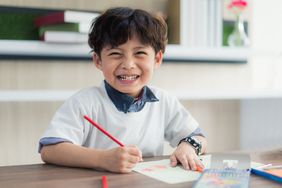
[88,7,167,56]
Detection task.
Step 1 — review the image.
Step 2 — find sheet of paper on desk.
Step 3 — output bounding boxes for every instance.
[133,155,211,184]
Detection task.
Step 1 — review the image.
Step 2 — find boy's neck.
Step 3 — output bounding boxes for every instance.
[103,80,158,113]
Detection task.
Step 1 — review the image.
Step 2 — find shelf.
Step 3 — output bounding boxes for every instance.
[1,89,282,102]
[165,45,249,63]
[0,40,91,60]
[0,40,249,62]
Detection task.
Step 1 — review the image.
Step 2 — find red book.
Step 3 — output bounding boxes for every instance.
[35,10,100,27]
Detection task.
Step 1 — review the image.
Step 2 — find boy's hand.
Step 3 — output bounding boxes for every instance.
[170,142,204,171]
[102,145,142,173]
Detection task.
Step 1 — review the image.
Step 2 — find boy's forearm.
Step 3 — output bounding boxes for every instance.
[41,142,105,169]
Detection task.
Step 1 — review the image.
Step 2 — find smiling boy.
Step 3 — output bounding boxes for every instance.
[39,7,207,173]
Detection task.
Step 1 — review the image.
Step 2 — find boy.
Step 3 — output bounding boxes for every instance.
[39,7,207,173]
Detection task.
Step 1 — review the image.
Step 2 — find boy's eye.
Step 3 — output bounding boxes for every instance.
[109,52,122,56]
[136,51,147,55]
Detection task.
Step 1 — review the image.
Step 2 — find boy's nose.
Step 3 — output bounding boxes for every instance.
[121,57,136,69]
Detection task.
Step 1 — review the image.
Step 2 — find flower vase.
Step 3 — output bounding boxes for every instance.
[227,14,250,47]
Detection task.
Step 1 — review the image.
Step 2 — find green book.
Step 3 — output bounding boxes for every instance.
[38,22,90,37]
[0,12,42,40]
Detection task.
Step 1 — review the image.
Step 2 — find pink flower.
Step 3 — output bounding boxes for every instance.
[228,0,248,15]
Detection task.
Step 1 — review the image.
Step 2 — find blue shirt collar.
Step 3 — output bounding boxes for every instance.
[104,80,159,113]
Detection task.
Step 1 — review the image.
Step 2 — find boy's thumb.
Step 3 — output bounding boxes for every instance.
[170,155,177,167]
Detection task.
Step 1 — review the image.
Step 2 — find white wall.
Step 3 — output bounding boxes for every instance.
[250,0,282,90]
[238,0,282,151]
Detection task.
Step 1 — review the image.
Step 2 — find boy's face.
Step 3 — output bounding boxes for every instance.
[93,36,163,97]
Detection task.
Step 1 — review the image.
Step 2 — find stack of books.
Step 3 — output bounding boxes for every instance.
[169,0,222,47]
[181,0,222,47]
[34,10,100,43]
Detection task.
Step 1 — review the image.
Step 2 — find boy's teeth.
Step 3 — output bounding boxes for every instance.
[119,75,138,80]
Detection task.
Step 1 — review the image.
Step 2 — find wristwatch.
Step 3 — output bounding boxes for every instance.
[179,136,202,155]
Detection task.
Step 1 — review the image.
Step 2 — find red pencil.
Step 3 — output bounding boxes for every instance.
[102,175,108,188]
[83,115,125,147]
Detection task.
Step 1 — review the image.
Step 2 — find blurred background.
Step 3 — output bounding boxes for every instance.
[0,0,282,166]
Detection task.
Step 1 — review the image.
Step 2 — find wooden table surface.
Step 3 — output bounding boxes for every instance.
[0,149,281,188]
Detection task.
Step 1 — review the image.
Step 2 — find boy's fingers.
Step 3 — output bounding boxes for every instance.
[177,155,190,170]
[128,155,141,164]
[187,157,197,170]
[128,146,143,161]
[137,149,143,161]
[170,155,178,167]
[195,158,204,169]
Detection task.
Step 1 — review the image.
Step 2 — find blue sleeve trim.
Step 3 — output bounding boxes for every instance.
[38,137,71,153]
[177,128,207,146]
[189,127,207,137]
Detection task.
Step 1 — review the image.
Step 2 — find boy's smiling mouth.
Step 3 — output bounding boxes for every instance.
[117,75,140,81]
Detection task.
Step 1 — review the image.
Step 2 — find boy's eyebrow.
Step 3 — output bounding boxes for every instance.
[103,47,120,53]
[104,46,121,51]
[133,46,148,50]
[105,45,149,51]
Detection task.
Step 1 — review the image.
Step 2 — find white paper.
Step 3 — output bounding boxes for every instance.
[133,155,211,184]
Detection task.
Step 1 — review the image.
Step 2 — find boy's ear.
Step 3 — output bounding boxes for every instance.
[93,53,102,70]
[154,50,163,68]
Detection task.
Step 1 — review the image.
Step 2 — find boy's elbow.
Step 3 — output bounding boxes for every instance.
[40,146,47,163]
[40,146,51,163]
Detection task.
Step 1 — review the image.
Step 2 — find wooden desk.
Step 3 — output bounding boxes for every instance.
[0,150,281,188]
